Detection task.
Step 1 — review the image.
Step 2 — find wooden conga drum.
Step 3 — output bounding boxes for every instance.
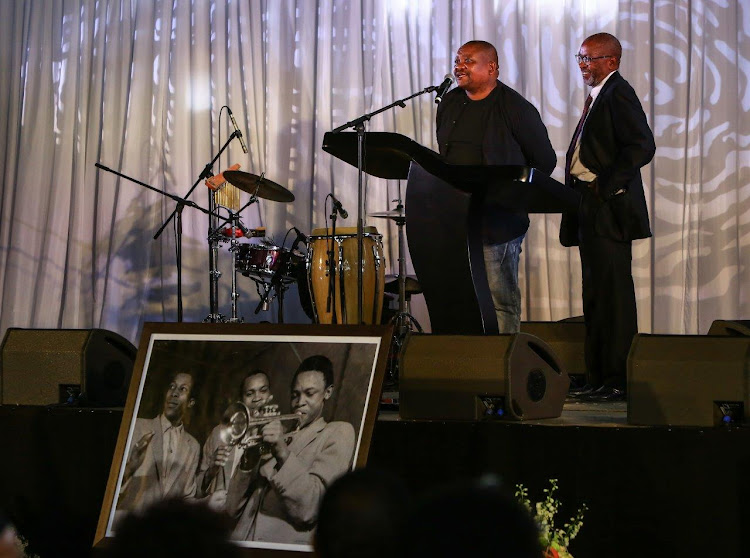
[306,226,385,324]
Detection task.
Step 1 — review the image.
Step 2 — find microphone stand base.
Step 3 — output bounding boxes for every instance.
[203,313,227,324]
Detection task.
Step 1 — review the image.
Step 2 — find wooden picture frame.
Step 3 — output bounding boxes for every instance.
[94,322,392,555]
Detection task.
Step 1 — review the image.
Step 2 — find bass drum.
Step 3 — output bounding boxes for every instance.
[307,227,385,324]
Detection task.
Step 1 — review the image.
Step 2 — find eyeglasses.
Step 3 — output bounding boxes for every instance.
[574,54,613,65]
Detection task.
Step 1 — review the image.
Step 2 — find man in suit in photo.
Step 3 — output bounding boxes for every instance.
[560,32,656,401]
[116,371,200,514]
[230,355,355,545]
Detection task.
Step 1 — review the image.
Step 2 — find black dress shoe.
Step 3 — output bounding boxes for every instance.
[579,385,626,402]
[567,383,596,398]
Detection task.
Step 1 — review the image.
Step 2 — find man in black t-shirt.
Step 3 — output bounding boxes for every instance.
[436,40,556,332]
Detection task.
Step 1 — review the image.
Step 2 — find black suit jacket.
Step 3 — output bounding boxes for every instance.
[560,71,655,246]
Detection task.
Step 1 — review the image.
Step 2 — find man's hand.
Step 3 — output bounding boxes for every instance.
[261,420,290,466]
[124,431,154,481]
[206,488,228,512]
[202,445,233,492]
[212,445,232,468]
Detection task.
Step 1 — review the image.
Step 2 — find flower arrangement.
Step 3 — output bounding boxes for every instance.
[515,479,586,558]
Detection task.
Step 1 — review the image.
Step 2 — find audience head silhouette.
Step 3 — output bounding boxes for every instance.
[106,498,240,558]
[402,475,542,558]
[315,468,412,558]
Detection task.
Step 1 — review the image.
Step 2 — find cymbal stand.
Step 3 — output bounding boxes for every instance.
[390,198,423,335]
[228,212,243,323]
[385,198,422,389]
[206,191,225,323]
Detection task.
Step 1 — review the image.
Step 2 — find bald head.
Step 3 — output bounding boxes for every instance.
[454,40,499,100]
[583,33,622,64]
[578,32,622,87]
[461,41,499,67]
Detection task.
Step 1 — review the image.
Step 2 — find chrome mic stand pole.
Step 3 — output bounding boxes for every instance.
[206,191,224,323]
[228,212,243,323]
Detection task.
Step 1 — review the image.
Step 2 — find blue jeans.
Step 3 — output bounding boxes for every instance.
[483,234,524,333]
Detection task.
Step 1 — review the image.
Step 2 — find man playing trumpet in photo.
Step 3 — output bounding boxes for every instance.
[230,355,356,545]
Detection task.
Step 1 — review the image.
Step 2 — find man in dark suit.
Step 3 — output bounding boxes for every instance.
[560,32,655,401]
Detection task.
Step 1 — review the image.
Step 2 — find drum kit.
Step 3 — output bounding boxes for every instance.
[206,169,302,323]
[208,170,419,337]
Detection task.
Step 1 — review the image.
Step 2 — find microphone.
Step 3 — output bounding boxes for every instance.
[292,227,309,245]
[227,107,248,154]
[433,74,454,104]
[330,195,348,219]
[290,227,308,259]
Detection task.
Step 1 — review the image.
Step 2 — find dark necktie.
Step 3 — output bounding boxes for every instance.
[565,94,593,186]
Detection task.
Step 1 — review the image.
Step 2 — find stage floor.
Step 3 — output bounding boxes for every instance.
[379,398,629,427]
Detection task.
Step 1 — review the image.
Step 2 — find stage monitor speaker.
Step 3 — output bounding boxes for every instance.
[399,332,569,421]
[627,334,750,427]
[520,319,586,376]
[0,328,136,406]
[706,320,750,336]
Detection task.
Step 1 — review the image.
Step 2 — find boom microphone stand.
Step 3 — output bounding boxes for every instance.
[94,164,224,318]
[330,82,443,323]
[152,130,242,322]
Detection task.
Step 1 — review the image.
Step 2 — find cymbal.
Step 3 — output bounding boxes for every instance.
[224,170,295,203]
[368,209,405,221]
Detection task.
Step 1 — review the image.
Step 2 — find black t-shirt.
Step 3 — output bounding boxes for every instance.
[441,94,494,165]
[436,82,556,244]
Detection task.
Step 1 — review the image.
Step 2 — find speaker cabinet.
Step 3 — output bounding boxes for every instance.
[520,319,586,376]
[627,334,750,427]
[1,328,136,406]
[706,320,750,336]
[399,333,569,421]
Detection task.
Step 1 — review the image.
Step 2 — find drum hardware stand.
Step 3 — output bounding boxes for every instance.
[93,162,224,321]
[252,256,294,323]
[227,212,243,323]
[381,197,422,390]
[207,196,260,323]
[390,198,423,336]
[206,189,225,323]
[330,82,442,324]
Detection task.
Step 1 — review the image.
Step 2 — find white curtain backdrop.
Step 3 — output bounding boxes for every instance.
[0,0,748,344]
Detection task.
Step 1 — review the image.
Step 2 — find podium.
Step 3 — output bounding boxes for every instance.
[322,131,578,334]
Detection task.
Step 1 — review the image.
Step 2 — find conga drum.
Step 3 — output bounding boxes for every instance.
[307,226,385,324]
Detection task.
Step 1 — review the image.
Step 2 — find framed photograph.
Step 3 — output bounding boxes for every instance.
[95,322,392,555]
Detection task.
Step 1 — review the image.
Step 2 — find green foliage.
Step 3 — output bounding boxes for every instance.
[515,479,586,558]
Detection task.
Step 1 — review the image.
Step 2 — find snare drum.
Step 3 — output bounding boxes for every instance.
[307,227,385,324]
[235,244,285,278]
